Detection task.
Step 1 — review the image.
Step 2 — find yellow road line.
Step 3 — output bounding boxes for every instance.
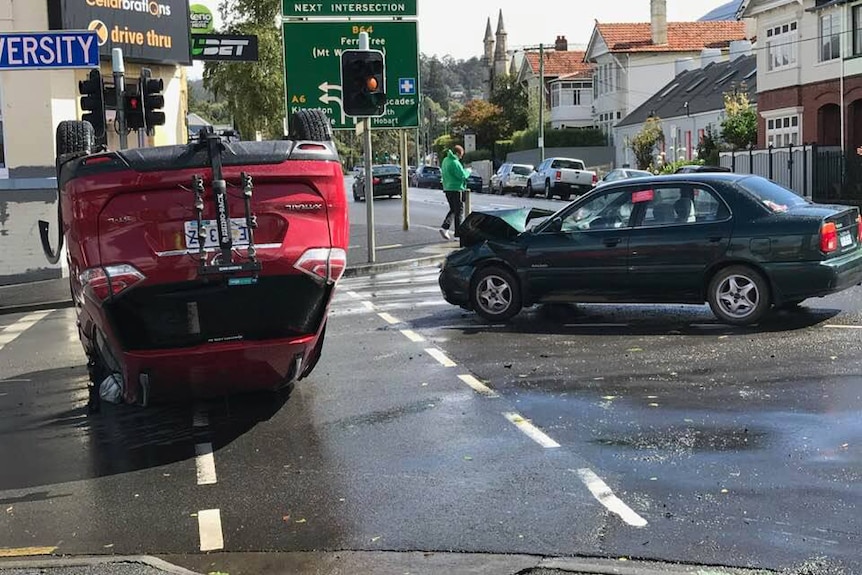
[0,547,57,557]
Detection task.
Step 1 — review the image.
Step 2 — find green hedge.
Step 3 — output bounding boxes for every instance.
[463,149,492,164]
[511,127,607,151]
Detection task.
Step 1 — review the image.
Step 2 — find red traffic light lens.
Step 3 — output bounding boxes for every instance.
[366,77,378,91]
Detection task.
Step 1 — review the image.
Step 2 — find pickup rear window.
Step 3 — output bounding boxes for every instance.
[512,166,533,175]
[551,159,585,170]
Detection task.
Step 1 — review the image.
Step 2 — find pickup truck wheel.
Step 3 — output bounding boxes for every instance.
[290,109,332,142]
[526,181,534,197]
[56,120,94,158]
[545,180,553,199]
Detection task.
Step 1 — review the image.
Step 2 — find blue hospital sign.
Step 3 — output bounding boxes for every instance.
[0,31,100,70]
[398,77,416,96]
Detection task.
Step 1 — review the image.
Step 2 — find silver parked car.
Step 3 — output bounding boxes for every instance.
[490,163,534,196]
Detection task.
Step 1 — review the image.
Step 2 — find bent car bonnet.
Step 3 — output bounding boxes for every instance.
[458,207,555,247]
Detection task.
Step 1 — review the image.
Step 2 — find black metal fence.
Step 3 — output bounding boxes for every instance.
[719,144,862,205]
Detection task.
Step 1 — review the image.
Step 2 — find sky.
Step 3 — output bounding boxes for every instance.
[186,0,735,79]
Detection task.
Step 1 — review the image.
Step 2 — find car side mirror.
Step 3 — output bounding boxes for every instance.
[548,217,563,233]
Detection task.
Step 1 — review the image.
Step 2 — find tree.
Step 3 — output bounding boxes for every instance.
[697,124,721,165]
[490,75,529,137]
[721,83,757,150]
[450,99,505,150]
[423,57,450,113]
[630,116,665,170]
[203,0,285,139]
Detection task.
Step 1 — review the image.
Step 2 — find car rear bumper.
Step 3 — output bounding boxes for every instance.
[765,250,862,302]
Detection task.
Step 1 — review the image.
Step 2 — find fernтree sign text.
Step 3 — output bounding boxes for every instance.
[283,20,419,130]
[50,0,191,64]
[0,32,100,70]
[282,1,417,17]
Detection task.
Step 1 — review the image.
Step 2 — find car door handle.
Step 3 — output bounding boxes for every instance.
[603,238,621,247]
[708,236,723,243]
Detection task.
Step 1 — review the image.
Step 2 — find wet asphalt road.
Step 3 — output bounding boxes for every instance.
[0,187,859,574]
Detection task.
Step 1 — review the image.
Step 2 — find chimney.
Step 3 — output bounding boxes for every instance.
[555,35,568,51]
[651,0,667,45]
[729,39,753,61]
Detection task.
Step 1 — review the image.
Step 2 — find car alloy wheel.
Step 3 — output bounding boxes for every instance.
[707,265,770,325]
[471,266,522,322]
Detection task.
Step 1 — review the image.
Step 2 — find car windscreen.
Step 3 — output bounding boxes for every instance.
[737,176,809,213]
[551,159,584,170]
[374,166,401,175]
[512,166,532,175]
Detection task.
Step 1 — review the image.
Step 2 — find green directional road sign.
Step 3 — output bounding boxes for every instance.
[283,20,419,131]
[283,0,417,18]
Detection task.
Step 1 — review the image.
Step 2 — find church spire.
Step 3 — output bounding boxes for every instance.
[484,17,493,43]
[496,9,506,35]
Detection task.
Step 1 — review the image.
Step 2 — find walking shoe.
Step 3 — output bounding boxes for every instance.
[439,228,451,240]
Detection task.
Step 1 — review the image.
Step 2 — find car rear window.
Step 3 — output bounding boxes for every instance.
[512,166,532,175]
[423,167,441,174]
[551,159,585,170]
[374,165,401,175]
[737,176,808,213]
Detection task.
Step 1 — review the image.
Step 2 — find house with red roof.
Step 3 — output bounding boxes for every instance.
[514,36,595,129]
[584,0,749,162]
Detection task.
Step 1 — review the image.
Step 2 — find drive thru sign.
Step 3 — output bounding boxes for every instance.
[0,31,100,70]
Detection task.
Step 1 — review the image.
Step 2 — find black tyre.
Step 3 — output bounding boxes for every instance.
[526,181,534,198]
[56,120,94,158]
[470,266,523,322]
[290,109,332,142]
[707,265,771,325]
[545,180,553,199]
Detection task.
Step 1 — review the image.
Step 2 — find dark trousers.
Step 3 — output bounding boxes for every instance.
[441,190,464,231]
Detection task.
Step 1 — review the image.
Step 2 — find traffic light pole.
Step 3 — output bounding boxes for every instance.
[112,49,128,150]
[400,130,409,231]
[363,118,375,263]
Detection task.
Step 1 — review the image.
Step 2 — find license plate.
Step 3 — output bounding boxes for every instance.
[185,218,249,249]
[382,178,394,183]
[840,230,853,247]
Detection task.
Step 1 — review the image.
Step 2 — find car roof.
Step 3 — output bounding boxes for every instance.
[605,172,748,185]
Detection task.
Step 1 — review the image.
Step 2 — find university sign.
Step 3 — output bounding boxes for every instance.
[0,31,100,70]
[282,1,417,18]
[283,20,419,130]
[48,0,191,64]
[192,34,259,61]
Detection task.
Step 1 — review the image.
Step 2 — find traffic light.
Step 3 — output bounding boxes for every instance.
[140,68,165,135]
[340,49,386,117]
[79,69,106,140]
[124,91,145,130]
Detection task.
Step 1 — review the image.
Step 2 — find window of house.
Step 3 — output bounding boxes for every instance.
[551,81,591,108]
[766,21,798,71]
[766,114,800,147]
[594,62,619,96]
[854,5,862,56]
[820,11,840,62]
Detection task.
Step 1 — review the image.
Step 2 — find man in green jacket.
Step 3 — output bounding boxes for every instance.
[439,145,471,240]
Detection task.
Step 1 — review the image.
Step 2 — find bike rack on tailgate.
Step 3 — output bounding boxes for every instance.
[192,127,262,279]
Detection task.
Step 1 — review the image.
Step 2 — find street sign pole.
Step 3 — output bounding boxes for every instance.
[400,130,409,231]
[112,49,128,150]
[358,32,376,264]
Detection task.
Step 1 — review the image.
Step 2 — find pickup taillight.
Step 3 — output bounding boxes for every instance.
[555,170,562,181]
[592,173,598,185]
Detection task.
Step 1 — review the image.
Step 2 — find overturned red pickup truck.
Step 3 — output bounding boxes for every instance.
[40,110,348,409]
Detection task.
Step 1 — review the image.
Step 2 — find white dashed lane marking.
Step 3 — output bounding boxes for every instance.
[458,374,499,397]
[573,468,648,528]
[400,329,425,343]
[378,312,400,325]
[195,443,218,486]
[503,412,561,449]
[425,348,457,367]
[197,509,224,551]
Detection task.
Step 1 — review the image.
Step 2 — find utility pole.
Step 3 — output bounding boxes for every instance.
[538,42,545,163]
[112,49,128,150]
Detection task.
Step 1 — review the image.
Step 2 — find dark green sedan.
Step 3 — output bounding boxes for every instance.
[438,173,862,325]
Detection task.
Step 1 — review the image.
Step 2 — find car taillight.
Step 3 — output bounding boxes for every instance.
[592,173,598,185]
[857,215,862,242]
[79,264,145,301]
[820,222,838,253]
[555,170,562,181]
[373,177,381,185]
[294,248,347,284]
